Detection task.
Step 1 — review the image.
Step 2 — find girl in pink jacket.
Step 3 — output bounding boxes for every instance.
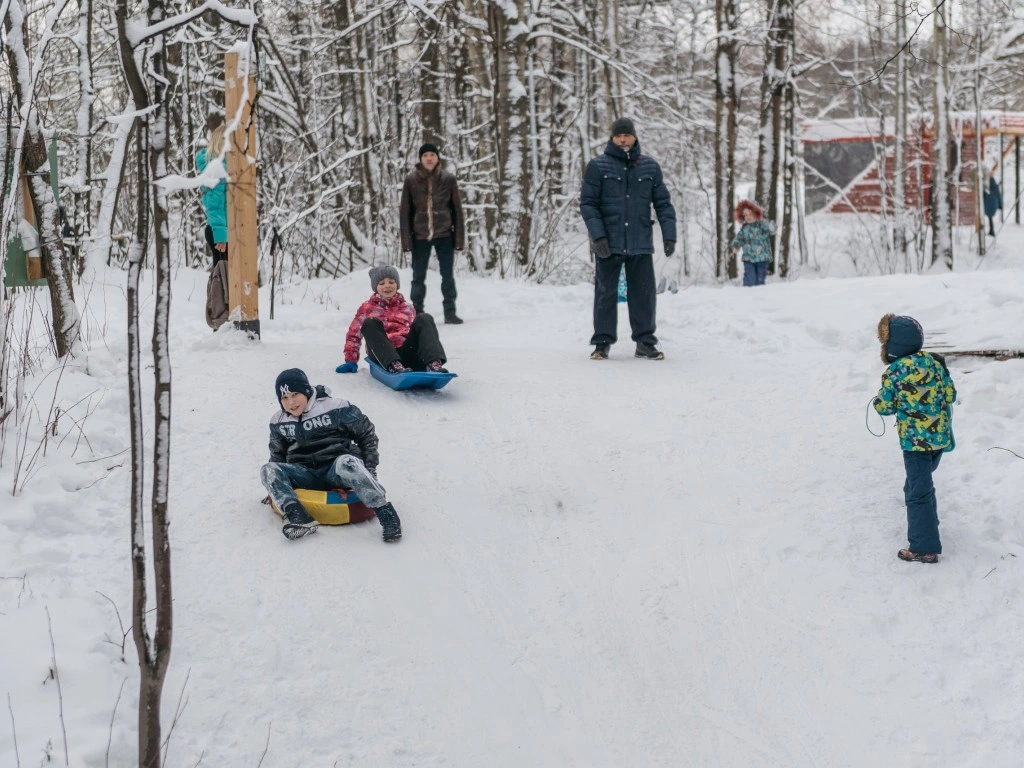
[337,265,448,374]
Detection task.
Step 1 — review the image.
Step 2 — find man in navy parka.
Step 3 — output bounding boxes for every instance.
[580,117,677,361]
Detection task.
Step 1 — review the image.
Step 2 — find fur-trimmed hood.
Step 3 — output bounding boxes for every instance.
[734,199,764,223]
[877,313,924,363]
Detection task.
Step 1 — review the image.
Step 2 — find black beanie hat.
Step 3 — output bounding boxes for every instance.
[419,143,439,159]
[275,368,314,406]
[610,117,636,138]
[369,264,401,292]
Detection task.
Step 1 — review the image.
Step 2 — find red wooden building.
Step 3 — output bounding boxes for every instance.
[802,112,1024,225]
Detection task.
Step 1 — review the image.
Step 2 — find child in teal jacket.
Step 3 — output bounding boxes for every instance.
[731,200,775,286]
[196,119,228,265]
[873,314,956,563]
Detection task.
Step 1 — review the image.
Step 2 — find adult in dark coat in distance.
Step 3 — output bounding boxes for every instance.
[580,117,677,361]
[400,144,466,324]
[982,163,1002,237]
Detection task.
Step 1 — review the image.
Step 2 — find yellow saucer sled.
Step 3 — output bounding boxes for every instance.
[268,488,376,525]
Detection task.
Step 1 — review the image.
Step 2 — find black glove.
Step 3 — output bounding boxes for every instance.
[664,241,675,258]
[592,238,611,260]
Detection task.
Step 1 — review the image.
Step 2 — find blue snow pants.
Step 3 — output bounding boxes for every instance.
[743,261,768,286]
[903,449,943,555]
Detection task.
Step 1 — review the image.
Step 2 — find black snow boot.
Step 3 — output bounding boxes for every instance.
[444,312,464,325]
[375,503,403,542]
[635,342,664,360]
[281,502,319,540]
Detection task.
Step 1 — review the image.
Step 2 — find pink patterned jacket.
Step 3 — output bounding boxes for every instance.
[344,292,417,363]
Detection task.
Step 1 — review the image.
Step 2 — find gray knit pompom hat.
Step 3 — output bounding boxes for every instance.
[369,265,400,292]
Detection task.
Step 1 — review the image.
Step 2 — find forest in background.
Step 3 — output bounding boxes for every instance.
[4,0,1023,291]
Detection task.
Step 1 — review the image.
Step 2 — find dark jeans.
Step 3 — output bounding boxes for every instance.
[205,225,227,266]
[903,449,943,555]
[362,314,446,371]
[260,455,387,512]
[411,236,457,314]
[591,254,657,346]
[743,261,768,286]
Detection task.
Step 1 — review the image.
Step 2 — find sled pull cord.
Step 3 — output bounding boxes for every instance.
[865,398,886,437]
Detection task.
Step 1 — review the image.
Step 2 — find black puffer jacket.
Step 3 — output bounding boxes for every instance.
[399,164,465,250]
[267,386,380,471]
[580,139,677,256]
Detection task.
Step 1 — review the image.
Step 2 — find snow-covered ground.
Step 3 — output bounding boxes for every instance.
[2,223,1023,767]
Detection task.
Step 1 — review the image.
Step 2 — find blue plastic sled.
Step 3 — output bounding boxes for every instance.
[364,358,457,391]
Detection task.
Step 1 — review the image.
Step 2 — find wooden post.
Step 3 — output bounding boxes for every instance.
[224,51,260,338]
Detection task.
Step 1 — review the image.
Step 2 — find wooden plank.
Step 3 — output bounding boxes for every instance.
[224,50,260,337]
[20,173,45,281]
[942,349,1024,361]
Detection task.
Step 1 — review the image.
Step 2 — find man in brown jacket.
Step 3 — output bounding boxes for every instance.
[400,143,466,324]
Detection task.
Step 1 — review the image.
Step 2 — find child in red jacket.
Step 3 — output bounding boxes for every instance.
[336,265,448,374]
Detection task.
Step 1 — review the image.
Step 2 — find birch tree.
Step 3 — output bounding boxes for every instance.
[491,0,533,273]
[115,0,172,759]
[776,2,796,277]
[930,0,953,267]
[755,0,785,224]
[2,0,82,357]
[715,0,739,279]
[114,0,256,762]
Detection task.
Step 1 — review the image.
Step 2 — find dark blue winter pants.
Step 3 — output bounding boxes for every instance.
[903,449,943,555]
[260,456,388,513]
[411,236,457,315]
[591,253,657,346]
[743,261,768,286]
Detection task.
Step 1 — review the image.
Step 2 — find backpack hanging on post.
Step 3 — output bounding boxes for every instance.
[205,260,229,329]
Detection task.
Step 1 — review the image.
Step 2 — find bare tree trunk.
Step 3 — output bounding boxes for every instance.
[715,0,739,280]
[420,13,442,142]
[449,24,481,272]
[893,0,908,269]
[510,0,532,271]
[488,0,508,273]
[930,2,953,268]
[779,19,796,279]
[973,2,985,259]
[460,0,498,270]
[116,0,174,762]
[356,20,382,256]
[601,0,620,119]
[488,0,532,272]
[755,0,784,222]
[72,0,95,278]
[3,1,82,357]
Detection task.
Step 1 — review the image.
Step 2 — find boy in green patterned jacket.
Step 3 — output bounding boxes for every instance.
[873,314,957,564]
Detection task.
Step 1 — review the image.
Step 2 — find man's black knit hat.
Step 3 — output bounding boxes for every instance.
[419,143,440,159]
[610,117,636,138]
